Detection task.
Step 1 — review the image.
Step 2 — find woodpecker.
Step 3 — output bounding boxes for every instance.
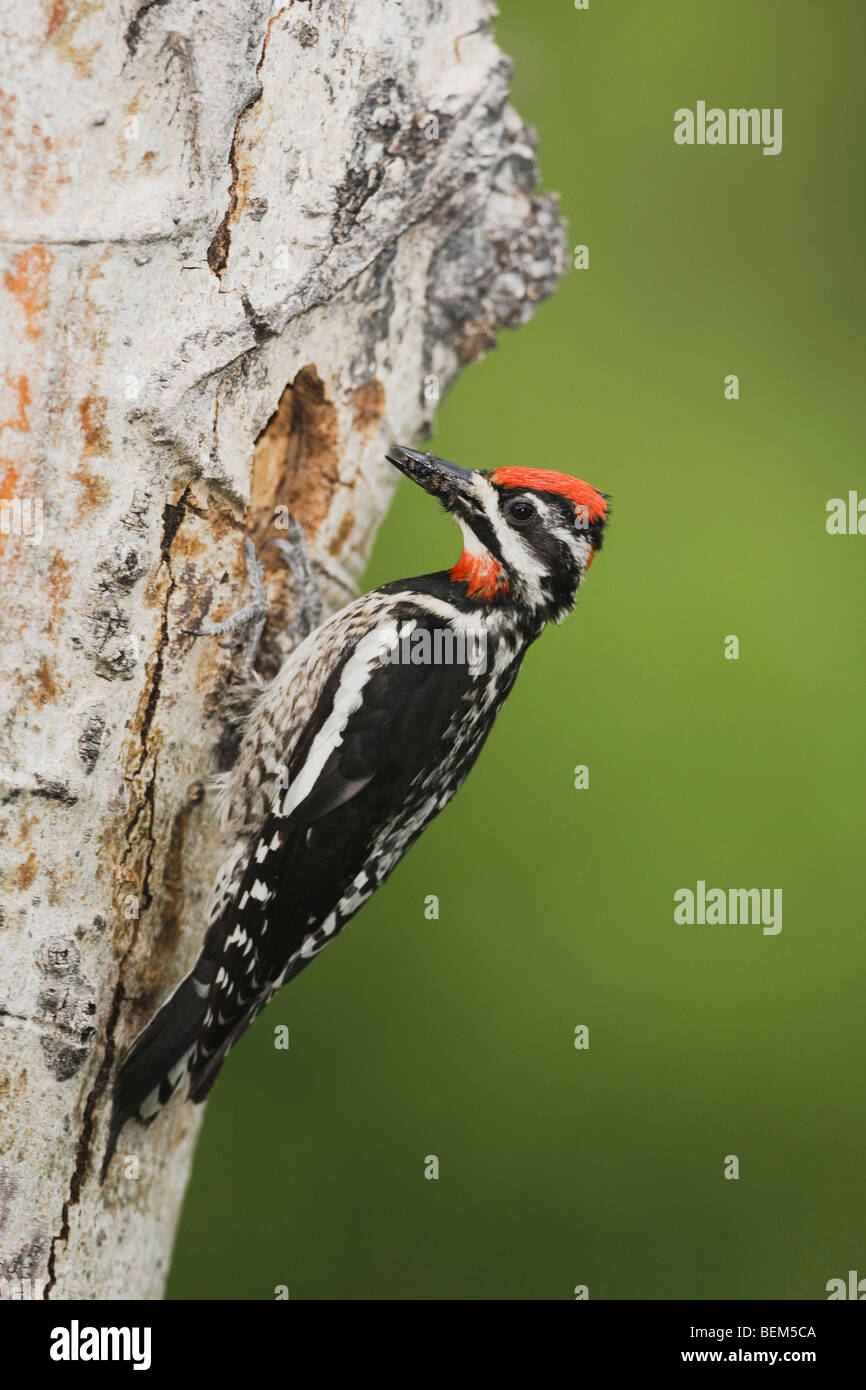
[103,446,609,1175]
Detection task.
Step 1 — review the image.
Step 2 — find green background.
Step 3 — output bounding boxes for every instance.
[169,0,866,1299]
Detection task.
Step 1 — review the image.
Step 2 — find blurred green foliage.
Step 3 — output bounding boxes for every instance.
[169,0,866,1299]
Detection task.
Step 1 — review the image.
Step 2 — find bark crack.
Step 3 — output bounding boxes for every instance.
[43,489,190,1298]
[206,8,290,278]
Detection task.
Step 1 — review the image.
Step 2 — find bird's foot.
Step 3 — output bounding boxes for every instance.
[262,513,323,647]
[189,538,268,672]
[187,521,322,673]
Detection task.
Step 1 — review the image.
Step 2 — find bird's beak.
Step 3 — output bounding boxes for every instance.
[386,444,473,511]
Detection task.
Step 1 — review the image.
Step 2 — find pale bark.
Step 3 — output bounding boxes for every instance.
[0,0,566,1299]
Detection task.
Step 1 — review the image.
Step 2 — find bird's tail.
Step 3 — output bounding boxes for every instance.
[102,843,253,1181]
[101,969,210,1182]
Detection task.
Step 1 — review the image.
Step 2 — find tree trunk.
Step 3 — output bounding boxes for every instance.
[0,0,566,1300]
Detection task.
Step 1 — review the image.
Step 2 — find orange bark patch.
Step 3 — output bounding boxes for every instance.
[0,461,19,554]
[0,88,16,144]
[43,0,99,76]
[0,375,31,436]
[72,462,109,518]
[0,462,19,498]
[249,365,342,542]
[46,550,71,624]
[34,655,59,705]
[44,0,70,39]
[350,378,386,437]
[72,396,110,516]
[242,365,347,678]
[328,509,356,558]
[3,247,52,340]
[9,852,38,892]
[78,395,109,456]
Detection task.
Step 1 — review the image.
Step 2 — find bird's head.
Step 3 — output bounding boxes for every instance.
[387,445,609,623]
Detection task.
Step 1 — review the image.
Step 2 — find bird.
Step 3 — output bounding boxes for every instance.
[103,445,609,1176]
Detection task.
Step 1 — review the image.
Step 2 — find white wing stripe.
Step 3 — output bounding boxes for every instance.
[276,624,397,820]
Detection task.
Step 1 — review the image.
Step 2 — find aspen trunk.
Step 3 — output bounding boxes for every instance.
[0,0,566,1299]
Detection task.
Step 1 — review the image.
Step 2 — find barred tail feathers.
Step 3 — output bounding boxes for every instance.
[101,969,209,1182]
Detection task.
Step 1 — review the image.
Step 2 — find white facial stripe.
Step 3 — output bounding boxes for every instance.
[487,482,595,585]
[469,475,549,609]
[572,534,593,570]
[526,494,553,522]
[511,492,587,559]
[545,509,593,569]
[457,516,489,557]
[528,497,586,558]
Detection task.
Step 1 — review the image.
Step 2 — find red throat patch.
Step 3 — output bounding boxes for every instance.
[451,549,510,603]
[491,467,608,525]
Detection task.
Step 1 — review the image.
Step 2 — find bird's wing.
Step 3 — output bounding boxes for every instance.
[188,606,483,1099]
[215,589,388,838]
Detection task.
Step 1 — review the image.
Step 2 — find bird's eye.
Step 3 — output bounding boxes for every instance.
[507,498,535,523]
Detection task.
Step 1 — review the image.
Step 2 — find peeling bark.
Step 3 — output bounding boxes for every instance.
[0,0,567,1299]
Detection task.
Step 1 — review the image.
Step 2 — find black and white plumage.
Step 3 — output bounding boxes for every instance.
[104,446,608,1174]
